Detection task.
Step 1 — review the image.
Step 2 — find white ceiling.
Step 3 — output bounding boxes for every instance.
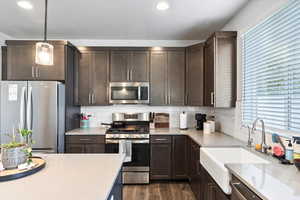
[0,0,249,40]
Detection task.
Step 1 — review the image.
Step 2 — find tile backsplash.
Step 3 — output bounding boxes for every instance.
[81,105,214,128]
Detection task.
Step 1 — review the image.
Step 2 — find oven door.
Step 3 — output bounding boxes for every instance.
[105,139,150,167]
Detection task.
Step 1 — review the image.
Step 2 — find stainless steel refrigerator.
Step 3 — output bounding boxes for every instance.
[0,81,65,153]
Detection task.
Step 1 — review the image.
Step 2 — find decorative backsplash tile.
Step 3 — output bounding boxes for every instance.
[81,105,214,128]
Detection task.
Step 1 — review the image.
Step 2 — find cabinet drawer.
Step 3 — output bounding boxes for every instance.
[66,135,105,144]
[150,136,172,144]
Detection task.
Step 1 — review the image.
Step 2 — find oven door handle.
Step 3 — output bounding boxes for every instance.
[105,139,149,144]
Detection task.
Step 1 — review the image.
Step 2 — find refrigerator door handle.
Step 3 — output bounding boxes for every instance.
[26,86,33,130]
[20,86,27,130]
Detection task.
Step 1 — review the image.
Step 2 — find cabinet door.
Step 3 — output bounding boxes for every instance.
[168,51,185,106]
[150,51,168,105]
[150,143,172,180]
[91,51,109,105]
[130,51,150,81]
[85,144,105,153]
[186,45,204,106]
[204,37,215,107]
[172,136,187,180]
[65,144,85,153]
[38,45,65,81]
[190,142,201,199]
[110,51,130,82]
[6,45,35,80]
[78,52,92,105]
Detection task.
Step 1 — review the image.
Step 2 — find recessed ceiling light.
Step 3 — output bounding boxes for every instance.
[156,1,170,11]
[17,1,33,10]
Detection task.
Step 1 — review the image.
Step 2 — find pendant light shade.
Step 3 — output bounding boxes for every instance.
[35,42,53,65]
[35,0,53,65]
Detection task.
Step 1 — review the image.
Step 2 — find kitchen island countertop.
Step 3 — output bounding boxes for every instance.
[0,154,124,200]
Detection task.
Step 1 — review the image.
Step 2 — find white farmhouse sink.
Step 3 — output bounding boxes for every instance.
[200,147,269,194]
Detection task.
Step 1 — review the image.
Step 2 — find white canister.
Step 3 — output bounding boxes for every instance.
[207,120,215,132]
[203,122,211,134]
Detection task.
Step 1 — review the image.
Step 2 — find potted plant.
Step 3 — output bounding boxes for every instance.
[1,129,33,169]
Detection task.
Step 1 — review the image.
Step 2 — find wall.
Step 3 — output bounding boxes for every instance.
[215,0,290,141]
[82,105,213,128]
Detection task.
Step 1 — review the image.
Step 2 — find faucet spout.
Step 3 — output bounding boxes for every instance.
[251,118,269,154]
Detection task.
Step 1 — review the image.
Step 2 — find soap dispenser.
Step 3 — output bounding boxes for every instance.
[286,140,294,163]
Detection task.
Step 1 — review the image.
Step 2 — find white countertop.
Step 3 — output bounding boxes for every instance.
[0,154,124,200]
[150,128,244,147]
[66,127,107,135]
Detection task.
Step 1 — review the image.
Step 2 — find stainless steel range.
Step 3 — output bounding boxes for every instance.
[105,113,150,184]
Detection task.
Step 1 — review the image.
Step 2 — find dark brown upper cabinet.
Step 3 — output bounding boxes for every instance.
[186,44,204,106]
[204,31,237,108]
[110,50,149,82]
[150,49,185,106]
[2,40,70,81]
[75,49,109,106]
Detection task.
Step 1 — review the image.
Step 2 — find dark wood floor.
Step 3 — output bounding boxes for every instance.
[123,182,196,200]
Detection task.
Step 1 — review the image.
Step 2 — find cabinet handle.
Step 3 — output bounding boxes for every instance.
[211,92,214,106]
[130,69,133,81]
[32,67,35,78]
[155,138,168,141]
[169,95,171,104]
[88,92,91,104]
[92,92,95,104]
[79,138,91,141]
[127,69,130,81]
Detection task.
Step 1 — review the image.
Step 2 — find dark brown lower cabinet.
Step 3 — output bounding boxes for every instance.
[172,135,188,180]
[108,170,123,200]
[150,136,172,180]
[190,139,201,200]
[65,135,105,153]
[201,164,229,200]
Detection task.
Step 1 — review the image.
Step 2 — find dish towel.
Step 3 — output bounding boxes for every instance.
[119,140,132,163]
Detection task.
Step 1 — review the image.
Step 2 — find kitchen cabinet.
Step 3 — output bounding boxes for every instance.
[110,50,149,82]
[172,135,188,180]
[2,40,69,81]
[190,139,201,200]
[201,164,229,200]
[150,49,185,106]
[204,31,237,108]
[76,50,109,106]
[150,135,172,180]
[108,171,123,200]
[65,135,105,153]
[186,44,204,106]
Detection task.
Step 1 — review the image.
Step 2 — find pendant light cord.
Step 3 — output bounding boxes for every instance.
[44,0,48,42]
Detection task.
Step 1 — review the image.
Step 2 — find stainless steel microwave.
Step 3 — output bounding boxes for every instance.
[109,82,150,104]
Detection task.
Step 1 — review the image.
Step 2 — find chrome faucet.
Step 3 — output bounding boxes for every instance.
[251,118,270,154]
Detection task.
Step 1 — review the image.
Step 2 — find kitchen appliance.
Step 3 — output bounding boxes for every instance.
[0,81,65,153]
[105,112,150,184]
[179,112,188,130]
[109,82,149,104]
[195,113,206,130]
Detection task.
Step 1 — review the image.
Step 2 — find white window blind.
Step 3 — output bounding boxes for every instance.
[242,0,300,133]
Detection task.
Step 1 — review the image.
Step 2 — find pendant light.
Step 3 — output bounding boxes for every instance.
[35,0,53,65]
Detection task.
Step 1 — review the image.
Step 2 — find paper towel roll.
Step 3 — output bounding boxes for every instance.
[180,112,188,130]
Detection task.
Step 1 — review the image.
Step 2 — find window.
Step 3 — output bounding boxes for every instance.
[242,0,300,133]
